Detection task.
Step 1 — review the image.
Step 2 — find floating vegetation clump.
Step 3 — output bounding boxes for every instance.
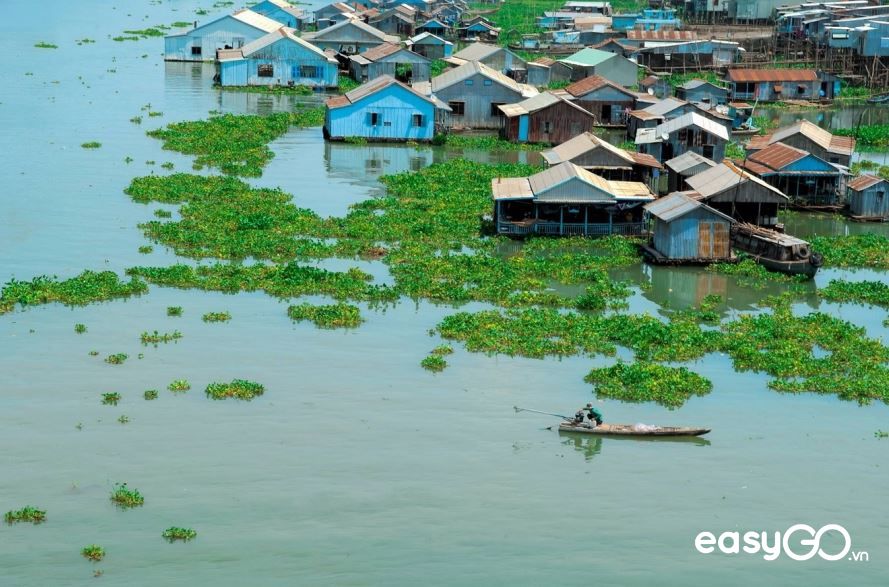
[105,353,128,365]
[431,344,453,356]
[820,280,889,307]
[81,545,105,561]
[117,414,129,424]
[205,379,264,400]
[140,330,183,344]
[162,527,197,542]
[421,354,447,372]
[287,303,362,328]
[707,257,802,285]
[122,27,167,37]
[74,323,87,334]
[110,483,144,508]
[101,392,121,405]
[433,134,549,152]
[4,506,46,525]
[154,209,172,218]
[201,311,231,323]
[34,41,58,49]
[834,124,889,150]
[219,84,314,95]
[143,389,158,400]
[584,361,713,409]
[810,234,889,268]
[166,305,183,316]
[0,270,146,315]
[168,379,190,392]
[138,245,153,254]
[130,116,142,125]
[81,141,102,149]
[145,110,324,176]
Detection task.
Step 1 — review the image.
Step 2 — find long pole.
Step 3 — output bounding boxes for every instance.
[514,406,573,420]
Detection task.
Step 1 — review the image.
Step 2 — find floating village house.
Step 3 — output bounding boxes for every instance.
[747,120,855,167]
[324,75,448,141]
[541,131,662,190]
[250,0,310,29]
[413,61,537,130]
[314,2,358,29]
[627,97,733,141]
[498,93,596,145]
[217,28,338,88]
[491,162,655,237]
[635,111,730,163]
[738,142,842,207]
[847,174,889,220]
[407,32,452,59]
[643,192,734,263]
[448,43,528,82]
[559,48,638,87]
[370,7,417,37]
[674,80,729,105]
[631,40,743,71]
[526,57,573,87]
[349,43,431,82]
[415,19,451,38]
[302,19,398,55]
[683,161,789,228]
[665,151,716,194]
[164,9,285,61]
[563,75,636,126]
[725,69,821,102]
[612,7,681,31]
[456,17,500,41]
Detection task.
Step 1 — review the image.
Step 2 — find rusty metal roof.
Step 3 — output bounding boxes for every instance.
[726,68,819,82]
[645,192,734,223]
[747,141,808,171]
[564,75,634,99]
[848,174,886,191]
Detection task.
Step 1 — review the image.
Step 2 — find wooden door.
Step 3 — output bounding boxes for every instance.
[712,222,729,258]
[698,221,712,258]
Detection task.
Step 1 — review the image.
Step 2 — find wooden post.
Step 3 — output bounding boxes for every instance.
[608,211,613,235]
[584,206,589,235]
[560,206,564,235]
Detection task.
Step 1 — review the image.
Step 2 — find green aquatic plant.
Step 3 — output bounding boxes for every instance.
[166,306,183,316]
[140,330,183,344]
[162,527,197,542]
[105,353,128,365]
[143,389,158,400]
[337,76,360,93]
[171,21,192,28]
[154,209,173,218]
[834,124,889,150]
[81,141,102,149]
[81,545,105,561]
[421,354,447,372]
[287,303,362,328]
[101,392,121,405]
[4,506,46,525]
[820,280,889,307]
[202,311,231,323]
[430,344,453,356]
[876,430,889,439]
[810,234,889,268]
[138,245,153,254]
[168,379,191,392]
[110,483,144,508]
[74,323,87,334]
[148,111,163,118]
[584,361,713,409]
[117,414,129,424]
[218,84,314,95]
[725,141,746,160]
[434,134,549,151]
[0,270,145,315]
[707,257,802,285]
[34,41,58,49]
[112,35,140,42]
[161,162,174,170]
[88,350,99,356]
[205,379,264,400]
[122,27,166,37]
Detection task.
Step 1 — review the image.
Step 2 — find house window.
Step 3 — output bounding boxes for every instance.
[878,190,885,199]
[465,79,474,86]
[797,84,806,95]
[191,46,202,56]
[258,64,274,77]
[368,112,380,126]
[413,114,424,127]
[491,102,505,116]
[544,121,552,133]
[702,144,714,159]
[299,65,320,78]
[484,79,493,86]
[678,128,688,144]
[448,101,465,115]
[383,121,392,127]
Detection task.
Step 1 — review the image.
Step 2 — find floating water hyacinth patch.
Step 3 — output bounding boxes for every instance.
[154,209,172,218]
[74,323,87,334]
[202,311,231,323]
[143,389,158,400]
[287,303,362,329]
[421,355,447,372]
[0,270,146,315]
[166,305,182,316]
[34,42,58,49]
[820,279,889,307]
[105,353,128,365]
[162,527,197,542]
[430,344,453,356]
[584,361,713,409]
[140,330,182,345]
[810,234,889,268]
[4,506,46,525]
[81,545,105,561]
[109,483,144,508]
[117,414,129,424]
[167,379,190,392]
[138,245,153,254]
[81,141,102,149]
[205,379,264,400]
[101,392,121,405]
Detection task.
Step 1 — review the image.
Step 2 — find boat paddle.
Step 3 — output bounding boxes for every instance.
[513,406,573,420]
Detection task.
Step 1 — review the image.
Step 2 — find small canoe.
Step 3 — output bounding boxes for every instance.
[558,422,710,437]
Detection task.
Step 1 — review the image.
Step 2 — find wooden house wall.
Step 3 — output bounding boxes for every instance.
[434,73,525,129]
[412,40,451,59]
[676,85,728,105]
[480,50,527,74]
[591,56,639,88]
[219,39,338,87]
[324,84,437,140]
[652,207,731,260]
[164,18,270,61]
[523,101,595,144]
[373,16,415,37]
[849,184,889,218]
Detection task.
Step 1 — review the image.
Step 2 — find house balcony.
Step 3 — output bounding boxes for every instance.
[496,220,646,236]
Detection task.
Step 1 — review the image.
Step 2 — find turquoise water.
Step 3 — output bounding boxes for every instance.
[1,2,888,585]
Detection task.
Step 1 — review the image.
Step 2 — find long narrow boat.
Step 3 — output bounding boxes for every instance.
[731,223,823,277]
[558,422,710,437]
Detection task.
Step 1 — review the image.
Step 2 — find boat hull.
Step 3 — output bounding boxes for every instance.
[558,422,710,437]
[755,256,820,277]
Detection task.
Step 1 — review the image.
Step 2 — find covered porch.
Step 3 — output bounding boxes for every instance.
[494,199,647,236]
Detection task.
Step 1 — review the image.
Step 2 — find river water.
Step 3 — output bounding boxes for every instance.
[1,2,887,585]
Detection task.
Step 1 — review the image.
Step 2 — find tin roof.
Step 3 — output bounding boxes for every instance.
[303,18,399,43]
[680,79,727,91]
[665,151,716,174]
[745,141,808,171]
[685,161,788,202]
[409,32,452,46]
[452,42,503,62]
[645,192,734,223]
[654,112,730,141]
[848,174,886,191]
[430,61,538,98]
[558,47,616,67]
[356,42,419,62]
[530,56,556,66]
[564,75,634,99]
[492,162,653,202]
[770,119,855,156]
[231,9,289,33]
[498,92,593,118]
[541,132,662,169]
[326,74,441,109]
[725,68,819,82]
[220,27,333,62]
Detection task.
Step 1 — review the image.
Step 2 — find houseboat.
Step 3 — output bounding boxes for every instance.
[731,223,823,277]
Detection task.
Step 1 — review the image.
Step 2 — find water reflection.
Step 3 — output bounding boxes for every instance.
[781,210,889,238]
[560,429,712,461]
[325,141,435,180]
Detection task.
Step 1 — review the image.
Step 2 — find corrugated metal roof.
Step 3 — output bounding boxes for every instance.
[655,112,730,141]
[848,174,885,191]
[564,75,633,98]
[680,79,727,91]
[642,96,688,117]
[726,68,819,82]
[558,47,615,67]
[452,42,502,62]
[685,161,788,201]
[221,27,332,62]
[303,18,399,43]
[431,61,538,98]
[769,119,855,156]
[409,32,452,46]
[493,162,653,202]
[232,8,288,33]
[746,141,808,171]
[491,177,533,200]
[665,151,717,174]
[498,92,592,118]
[530,56,556,66]
[645,192,734,223]
[541,132,633,166]
[358,42,411,62]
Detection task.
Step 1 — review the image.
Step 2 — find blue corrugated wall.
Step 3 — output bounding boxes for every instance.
[325,84,437,141]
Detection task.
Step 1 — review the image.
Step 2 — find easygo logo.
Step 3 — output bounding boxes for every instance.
[694,524,869,562]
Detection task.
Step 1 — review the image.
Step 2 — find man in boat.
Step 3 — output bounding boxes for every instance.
[585,403,603,427]
[573,408,586,425]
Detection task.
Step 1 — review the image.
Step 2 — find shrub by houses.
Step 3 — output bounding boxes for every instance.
[164,9,284,62]
[217,28,338,88]
[303,18,399,55]
[324,75,448,142]
[498,93,596,145]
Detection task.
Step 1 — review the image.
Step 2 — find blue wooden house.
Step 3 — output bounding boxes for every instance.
[302,18,399,54]
[847,175,889,220]
[407,32,453,59]
[675,80,729,106]
[635,112,730,164]
[739,141,842,207]
[644,192,734,262]
[324,75,448,142]
[314,2,358,30]
[164,9,284,62]
[250,0,310,29]
[217,28,338,88]
[416,19,450,37]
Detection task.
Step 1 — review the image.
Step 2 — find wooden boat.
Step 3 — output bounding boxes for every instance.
[730,223,823,277]
[558,422,710,437]
[731,125,760,136]
[867,93,889,104]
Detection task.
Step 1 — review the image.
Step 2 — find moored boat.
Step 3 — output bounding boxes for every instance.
[730,222,822,277]
[558,422,710,437]
[867,93,889,104]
